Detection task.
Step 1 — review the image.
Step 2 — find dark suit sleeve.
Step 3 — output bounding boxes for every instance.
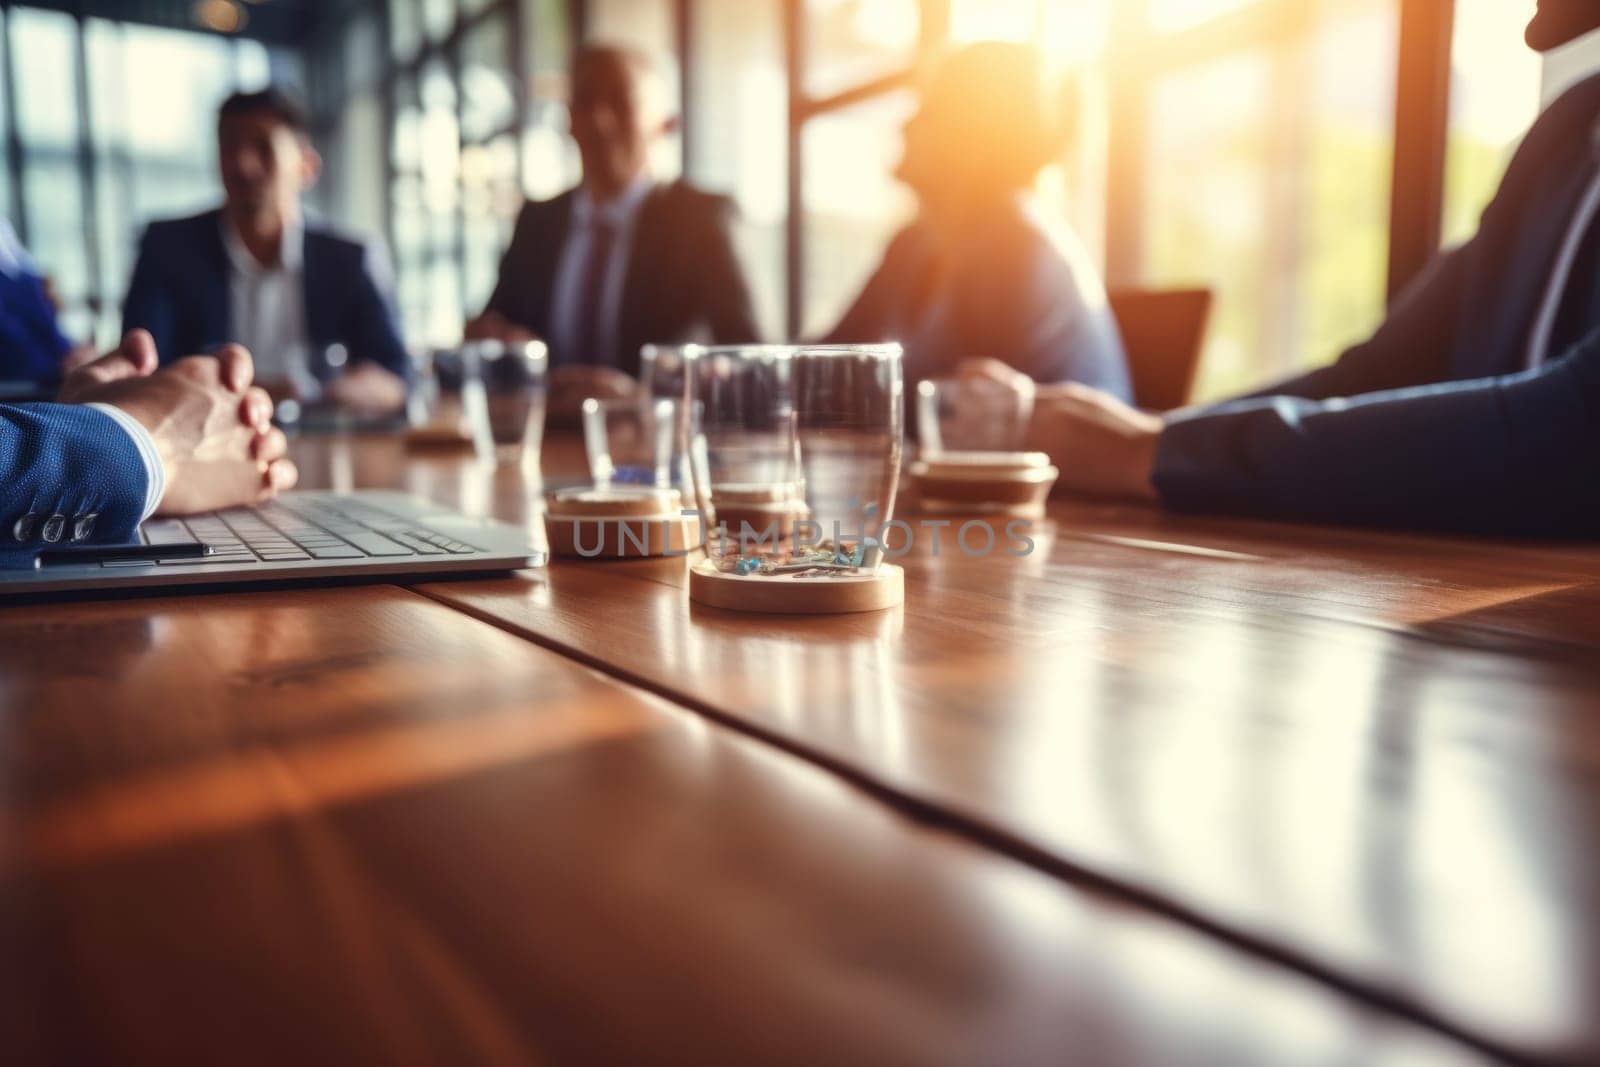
[696,196,762,343]
[0,403,150,568]
[347,240,413,384]
[122,227,177,362]
[484,203,537,326]
[1241,243,1468,401]
[1154,327,1600,535]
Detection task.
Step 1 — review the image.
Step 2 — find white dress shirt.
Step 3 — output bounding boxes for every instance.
[549,177,655,366]
[221,214,320,397]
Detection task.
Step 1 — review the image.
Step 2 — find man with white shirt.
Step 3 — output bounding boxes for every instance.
[465,45,761,405]
[999,0,1600,536]
[123,89,410,414]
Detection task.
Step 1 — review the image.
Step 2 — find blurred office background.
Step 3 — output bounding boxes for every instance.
[0,0,1593,399]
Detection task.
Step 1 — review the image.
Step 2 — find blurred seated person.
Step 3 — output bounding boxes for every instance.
[825,42,1130,398]
[2,330,296,567]
[465,44,761,411]
[123,89,410,415]
[0,216,96,386]
[978,0,1600,537]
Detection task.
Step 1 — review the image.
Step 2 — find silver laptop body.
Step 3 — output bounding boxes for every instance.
[0,490,546,596]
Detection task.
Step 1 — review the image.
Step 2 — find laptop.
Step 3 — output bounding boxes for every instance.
[0,490,546,597]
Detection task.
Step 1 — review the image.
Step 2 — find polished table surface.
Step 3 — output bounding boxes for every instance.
[5,431,1600,1063]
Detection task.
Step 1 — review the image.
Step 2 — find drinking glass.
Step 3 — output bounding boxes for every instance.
[688,344,902,571]
[640,343,692,404]
[584,397,678,488]
[640,343,694,487]
[476,340,549,466]
[916,376,1033,455]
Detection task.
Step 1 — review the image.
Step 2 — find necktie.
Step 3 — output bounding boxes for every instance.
[571,219,616,366]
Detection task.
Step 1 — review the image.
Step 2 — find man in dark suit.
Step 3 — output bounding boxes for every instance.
[123,89,410,414]
[465,45,760,403]
[1,331,296,568]
[1006,0,1600,537]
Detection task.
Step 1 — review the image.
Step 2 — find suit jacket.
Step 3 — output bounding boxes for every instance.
[484,181,762,378]
[121,209,410,382]
[826,204,1132,398]
[0,403,149,568]
[1155,71,1600,535]
[0,268,73,385]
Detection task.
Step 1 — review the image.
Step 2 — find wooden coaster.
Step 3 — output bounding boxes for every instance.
[909,451,1057,516]
[547,486,682,518]
[404,423,476,451]
[545,486,698,558]
[707,483,808,541]
[688,559,904,614]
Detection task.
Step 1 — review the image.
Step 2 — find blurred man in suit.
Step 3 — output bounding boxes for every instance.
[2,330,296,567]
[465,44,760,407]
[828,42,1129,396]
[123,89,410,414]
[999,0,1600,536]
[0,217,95,385]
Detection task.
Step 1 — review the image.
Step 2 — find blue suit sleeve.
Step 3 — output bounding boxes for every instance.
[122,227,177,361]
[1242,243,1469,402]
[0,403,151,568]
[1154,327,1600,535]
[348,240,413,385]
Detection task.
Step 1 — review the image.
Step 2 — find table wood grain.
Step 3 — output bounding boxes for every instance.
[0,586,1490,1065]
[286,433,1600,1064]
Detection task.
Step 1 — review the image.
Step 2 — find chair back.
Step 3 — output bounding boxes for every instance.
[1107,288,1213,411]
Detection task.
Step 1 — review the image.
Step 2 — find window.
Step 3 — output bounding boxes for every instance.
[1442,0,1544,246]
[806,0,919,99]
[1136,0,1399,399]
[2,10,278,348]
[689,0,786,339]
[801,92,917,336]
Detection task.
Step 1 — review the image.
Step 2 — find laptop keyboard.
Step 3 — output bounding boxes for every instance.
[132,499,483,566]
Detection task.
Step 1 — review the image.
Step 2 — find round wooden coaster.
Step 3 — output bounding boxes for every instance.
[688,559,904,614]
[909,453,1058,513]
[708,483,807,540]
[545,515,700,558]
[547,486,682,518]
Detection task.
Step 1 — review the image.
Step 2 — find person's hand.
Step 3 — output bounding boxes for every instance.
[59,343,99,375]
[1026,383,1164,502]
[324,360,407,415]
[463,311,536,345]
[957,356,1036,401]
[59,331,297,515]
[547,364,638,417]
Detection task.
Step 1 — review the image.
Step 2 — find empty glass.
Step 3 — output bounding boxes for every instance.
[916,376,1033,455]
[640,343,692,404]
[688,344,902,571]
[476,340,549,466]
[640,343,694,487]
[584,397,678,488]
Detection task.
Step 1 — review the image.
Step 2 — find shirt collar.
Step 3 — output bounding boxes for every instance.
[220,212,305,275]
[572,176,655,230]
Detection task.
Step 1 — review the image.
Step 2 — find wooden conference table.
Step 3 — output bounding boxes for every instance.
[4,431,1600,1065]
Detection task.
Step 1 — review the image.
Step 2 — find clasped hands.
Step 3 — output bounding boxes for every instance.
[59,329,299,515]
